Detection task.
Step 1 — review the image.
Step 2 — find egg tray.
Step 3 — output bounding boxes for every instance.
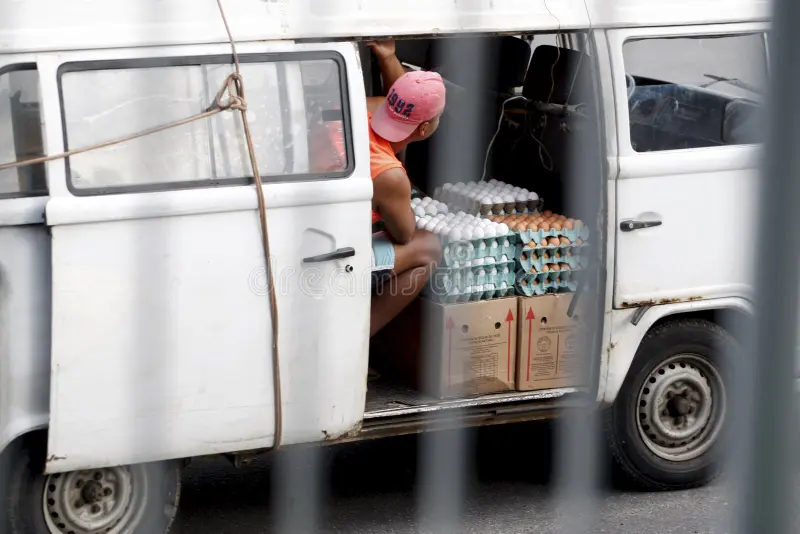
[432,266,516,290]
[515,269,581,297]
[516,245,591,272]
[513,226,591,247]
[424,284,517,304]
[440,235,516,267]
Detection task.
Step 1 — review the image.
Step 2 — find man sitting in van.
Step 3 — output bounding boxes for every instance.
[366,41,446,337]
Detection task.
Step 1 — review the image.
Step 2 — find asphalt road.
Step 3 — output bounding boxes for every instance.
[169,422,769,534]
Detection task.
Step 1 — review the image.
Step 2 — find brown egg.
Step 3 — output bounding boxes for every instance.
[550,264,561,272]
[564,219,575,230]
[543,251,551,260]
[574,220,585,229]
[555,250,562,259]
[539,222,551,232]
[526,223,538,232]
[560,263,572,271]
[560,237,572,245]
[544,210,553,216]
[567,250,574,257]
[540,240,549,247]
[521,279,528,287]
[529,266,537,273]
[559,215,567,221]
[551,222,563,231]
[520,252,527,262]
[514,222,527,231]
[548,237,560,246]
[541,265,550,273]
[527,240,537,248]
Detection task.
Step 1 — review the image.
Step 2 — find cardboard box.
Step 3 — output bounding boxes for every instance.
[516,294,587,391]
[372,297,518,398]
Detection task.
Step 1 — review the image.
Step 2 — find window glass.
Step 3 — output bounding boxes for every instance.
[60,56,349,192]
[0,67,47,198]
[623,34,766,152]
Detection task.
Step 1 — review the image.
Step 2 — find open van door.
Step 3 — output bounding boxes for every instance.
[38,42,373,472]
[0,59,52,453]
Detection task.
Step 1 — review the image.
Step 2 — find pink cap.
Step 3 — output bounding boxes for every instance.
[371,71,446,142]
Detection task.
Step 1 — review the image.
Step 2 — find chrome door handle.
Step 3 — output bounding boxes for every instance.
[302,247,356,263]
[620,219,662,232]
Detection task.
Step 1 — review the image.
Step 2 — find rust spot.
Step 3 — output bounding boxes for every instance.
[606,342,617,356]
[46,454,66,462]
[322,430,330,439]
[620,300,654,309]
[658,297,683,305]
[688,296,703,301]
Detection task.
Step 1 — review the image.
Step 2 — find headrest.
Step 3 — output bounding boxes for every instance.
[523,45,590,104]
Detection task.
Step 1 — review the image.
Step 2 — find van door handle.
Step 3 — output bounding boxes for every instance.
[302,247,356,263]
[620,219,662,232]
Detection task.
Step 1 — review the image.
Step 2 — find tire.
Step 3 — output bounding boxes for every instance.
[3,437,182,534]
[604,318,739,491]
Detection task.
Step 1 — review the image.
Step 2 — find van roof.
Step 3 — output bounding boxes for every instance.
[0,0,771,54]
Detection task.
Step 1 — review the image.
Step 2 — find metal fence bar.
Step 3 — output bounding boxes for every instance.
[736,0,800,531]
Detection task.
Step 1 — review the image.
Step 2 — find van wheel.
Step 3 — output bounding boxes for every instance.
[5,439,182,534]
[604,318,737,490]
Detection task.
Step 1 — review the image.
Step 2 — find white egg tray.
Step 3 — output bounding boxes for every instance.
[441,237,516,267]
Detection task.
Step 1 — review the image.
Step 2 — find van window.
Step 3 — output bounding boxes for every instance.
[0,65,47,199]
[623,33,766,152]
[59,54,351,194]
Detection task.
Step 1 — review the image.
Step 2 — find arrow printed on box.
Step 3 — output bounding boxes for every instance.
[526,307,535,381]
[506,309,514,381]
[446,316,455,388]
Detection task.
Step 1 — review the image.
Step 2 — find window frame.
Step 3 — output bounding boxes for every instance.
[0,62,48,200]
[56,51,354,197]
[612,26,769,157]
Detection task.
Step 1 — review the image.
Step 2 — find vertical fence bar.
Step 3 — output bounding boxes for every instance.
[736,0,800,531]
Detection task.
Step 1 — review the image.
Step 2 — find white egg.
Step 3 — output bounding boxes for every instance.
[528,191,540,201]
[520,189,529,195]
[411,197,422,206]
[449,287,460,296]
[516,193,527,201]
[477,241,487,252]
[500,281,509,289]
[438,204,449,215]
[434,223,447,235]
[445,213,456,221]
[451,261,460,268]
[454,182,465,190]
[413,206,426,217]
[475,284,485,292]
[472,227,485,239]
[497,223,509,236]
[435,213,447,220]
[502,266,511,275]
[448,228,463,241]
[461,227,474,240]
[489,239,499,249]
[424,204,438,216]
[512,187,521,193]
[473,257,485,266]
[488,179,498,185]
[485,283,496,291]
[485,256,496,265]
[502,238,511,247]
[425,221,438,232]
[481,196,493,205]
[484,226,497,238]
[416,218,428,230]
[492,196,504,204]
[490,267,499,277]
[464,285,474,293]
[503,194,515,203]
[421,197,432,205]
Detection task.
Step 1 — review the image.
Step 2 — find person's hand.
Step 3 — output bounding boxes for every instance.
[366,40,396,61]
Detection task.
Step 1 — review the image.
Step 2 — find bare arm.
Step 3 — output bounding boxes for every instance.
[373,167,415,245]
[367,40,405,92]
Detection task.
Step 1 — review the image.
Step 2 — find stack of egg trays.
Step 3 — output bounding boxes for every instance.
[426,261,517,303]
[513,227,591,297]
[425,231,518,303]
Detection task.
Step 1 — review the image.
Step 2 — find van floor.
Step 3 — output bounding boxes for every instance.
[364,376,582,420]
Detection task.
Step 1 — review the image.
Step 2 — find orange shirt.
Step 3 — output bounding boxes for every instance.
[368,112,405,224]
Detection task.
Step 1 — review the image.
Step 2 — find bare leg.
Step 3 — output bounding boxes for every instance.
[370,230,441,337]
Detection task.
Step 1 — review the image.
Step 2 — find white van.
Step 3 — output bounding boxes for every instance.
[0,0,774,531]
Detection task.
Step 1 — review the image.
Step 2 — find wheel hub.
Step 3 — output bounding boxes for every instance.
[43,466,146,534]
[636,353,726,462]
